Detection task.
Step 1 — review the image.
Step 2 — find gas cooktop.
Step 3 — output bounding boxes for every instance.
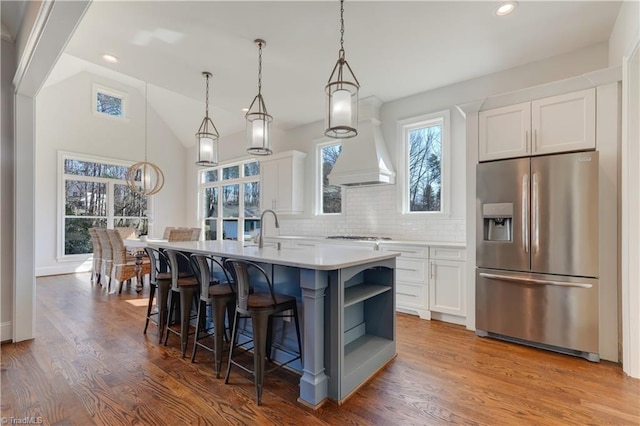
[326,236,392,241]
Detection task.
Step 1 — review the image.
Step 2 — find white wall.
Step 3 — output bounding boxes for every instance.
[35,72,188,276]
[609,1,640,66]
[1,38,16,341]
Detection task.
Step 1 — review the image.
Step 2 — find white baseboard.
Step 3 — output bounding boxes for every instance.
[36,261,92,277]
[1,321,13,342]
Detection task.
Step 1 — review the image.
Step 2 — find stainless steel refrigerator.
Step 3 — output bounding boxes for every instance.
[476,151,599,361]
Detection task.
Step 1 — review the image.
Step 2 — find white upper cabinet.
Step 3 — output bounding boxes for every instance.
[479,88,596,161]
[531,89,596,155]
[260,150,306,214]
[479,102,531,161]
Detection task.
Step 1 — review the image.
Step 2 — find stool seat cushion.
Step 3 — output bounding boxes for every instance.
[157,272,172,281]
[177,276,199,287]
[248,292,296,309]
[208,283,235,297]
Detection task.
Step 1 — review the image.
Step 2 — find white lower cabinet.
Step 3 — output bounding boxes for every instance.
[379,245,430,320]
[428,247,466,325]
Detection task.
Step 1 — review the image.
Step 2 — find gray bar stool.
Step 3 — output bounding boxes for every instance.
[163,249,199,358]
[143,247,172,343]
[223,259,302,406]
[190,254,236,377]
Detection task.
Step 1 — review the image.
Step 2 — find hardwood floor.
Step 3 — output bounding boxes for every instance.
[2,273,639,425]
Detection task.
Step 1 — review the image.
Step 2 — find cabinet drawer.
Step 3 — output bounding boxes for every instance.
[396,258,426,282]
[396,282,426,308]
[380,245,427,258]
[430,247,466,261]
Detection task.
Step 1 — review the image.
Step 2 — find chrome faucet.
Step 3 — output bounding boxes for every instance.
[258,209,279,248]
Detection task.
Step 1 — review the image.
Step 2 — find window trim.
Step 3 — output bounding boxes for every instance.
[396,109,451,216]
[57,151,153,262]
[315,138,344,216]
[92,83,128,119]
[198,158,261,242]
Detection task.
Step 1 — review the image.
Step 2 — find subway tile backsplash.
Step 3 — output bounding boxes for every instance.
[278,185,465,242]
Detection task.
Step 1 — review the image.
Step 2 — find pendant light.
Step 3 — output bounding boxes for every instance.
[246,39,273,155]
[125,83,165,196]
[196,71,220,166]
[325,0,360,139]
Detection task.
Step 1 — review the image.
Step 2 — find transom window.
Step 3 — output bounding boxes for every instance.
[60,153,149,258]
[93,84,126,118]
[200,160,261,241]
[398,110,450,214]
[318,141,343,215]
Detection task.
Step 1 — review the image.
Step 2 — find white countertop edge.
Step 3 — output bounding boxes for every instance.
[267,235,466,249]
[148,240,400,271]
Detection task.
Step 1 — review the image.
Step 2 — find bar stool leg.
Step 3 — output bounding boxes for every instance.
[156,280,171,343]
[252,311,270,406]
[190,299,206,362]
[292,304,303,366]
[164,291,177,346]
[224,311,240,384]
[179,287,197,358]
[143,282,157,335]
[212,298,229,377]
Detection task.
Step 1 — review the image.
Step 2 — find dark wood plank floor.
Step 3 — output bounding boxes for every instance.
[2,273,639,425]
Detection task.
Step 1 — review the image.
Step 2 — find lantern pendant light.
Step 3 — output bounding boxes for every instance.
[246,39,273,155]
[325,0,360,139]
[196,71,220,166]
[125,82,165,196]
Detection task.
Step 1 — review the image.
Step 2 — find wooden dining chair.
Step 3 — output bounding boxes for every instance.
[168,229,195,242]
[107,229,151,294]
[88,227,103,285]
[95,228,113,289]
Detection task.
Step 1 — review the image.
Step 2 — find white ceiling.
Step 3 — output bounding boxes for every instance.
[49,0,622,147]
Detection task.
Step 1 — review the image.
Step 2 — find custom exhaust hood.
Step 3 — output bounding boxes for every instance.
[328,98,396,186]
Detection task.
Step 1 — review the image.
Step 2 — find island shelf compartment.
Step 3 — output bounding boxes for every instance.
[325,259,397,402]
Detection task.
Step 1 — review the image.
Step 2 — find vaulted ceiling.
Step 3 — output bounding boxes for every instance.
[43,1,621,146]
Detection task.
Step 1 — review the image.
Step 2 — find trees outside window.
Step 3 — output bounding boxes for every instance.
[399,111,449,215]
[61,155,148,257]
[319,142,343,214]
[200,160,260,241]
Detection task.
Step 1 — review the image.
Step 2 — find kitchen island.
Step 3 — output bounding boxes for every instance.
[149,240,400,408]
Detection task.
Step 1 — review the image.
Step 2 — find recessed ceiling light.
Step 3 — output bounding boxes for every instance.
[102,54,119,64]
[496,1,517,16]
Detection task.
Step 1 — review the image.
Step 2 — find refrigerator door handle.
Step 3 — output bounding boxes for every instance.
[522,174,529,253]
[479,272,593,289]
[532,172,539,254]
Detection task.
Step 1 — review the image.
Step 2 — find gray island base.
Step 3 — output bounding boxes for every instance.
[149,240,399,408]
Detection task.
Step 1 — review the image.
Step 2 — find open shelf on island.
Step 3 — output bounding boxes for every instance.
[344,334,394,374]
[344,284,391,308]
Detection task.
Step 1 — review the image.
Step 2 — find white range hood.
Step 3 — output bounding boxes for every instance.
[328,98,396,186]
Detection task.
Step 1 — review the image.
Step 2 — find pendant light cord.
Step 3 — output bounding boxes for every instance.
[205,73,210,118]
[144,82,148,163]
[339,0,345,59]
[257,41,263,95]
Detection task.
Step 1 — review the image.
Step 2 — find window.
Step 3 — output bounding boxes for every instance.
[318,141,343,214]
[398,110,450,214]
[60,153,149,258]
[93,84,126,118]
[200,160,261,241]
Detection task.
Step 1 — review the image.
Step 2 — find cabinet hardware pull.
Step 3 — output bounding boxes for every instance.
[430,262,435,280]
[525,130,529,152]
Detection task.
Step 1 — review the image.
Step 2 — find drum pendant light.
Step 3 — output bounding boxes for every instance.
[246,39,273,155]
[196,71,220,166]
[125,83,165,196]
[325,0,360,139]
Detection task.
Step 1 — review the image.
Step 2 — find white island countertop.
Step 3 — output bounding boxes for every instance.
[148,239,400,271]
